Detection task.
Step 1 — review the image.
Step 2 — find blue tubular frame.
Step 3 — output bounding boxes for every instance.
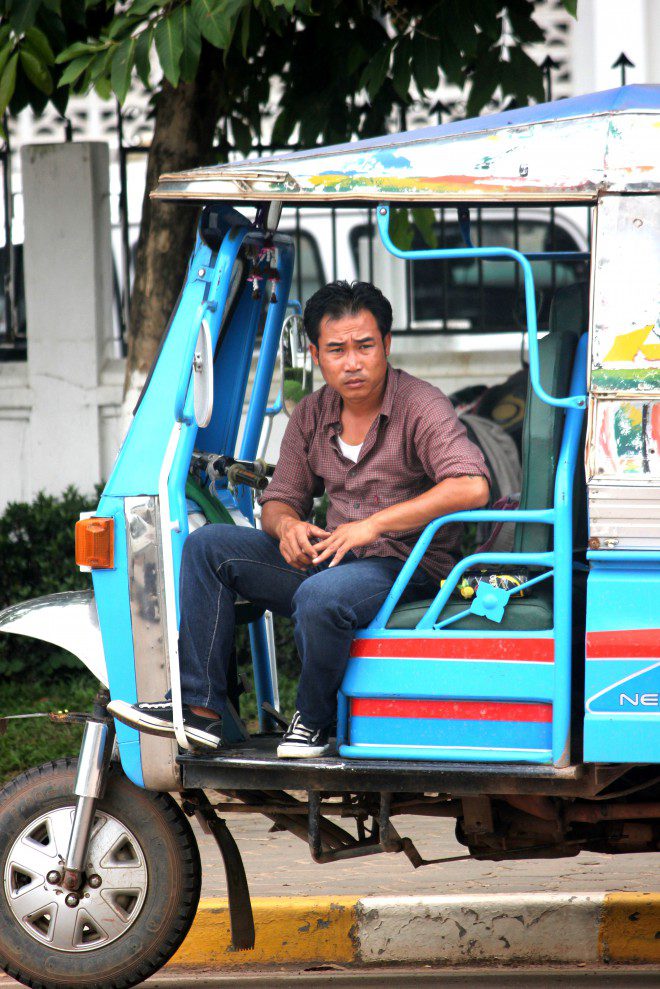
[377,204,587,411]
[350,206,591,766]
[238,243,295,726]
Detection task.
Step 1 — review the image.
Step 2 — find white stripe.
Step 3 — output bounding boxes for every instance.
[586,656,660,661]
[585,660,660,714]
[158,422,190,750]
[355,655,552,664]
[349,743,551,753]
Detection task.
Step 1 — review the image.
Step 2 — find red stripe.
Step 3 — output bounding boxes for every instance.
[351,698,553,723]
[350,637,554,663]
[587,629,660,659]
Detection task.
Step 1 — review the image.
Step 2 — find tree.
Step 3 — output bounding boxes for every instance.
[0,0,578,394]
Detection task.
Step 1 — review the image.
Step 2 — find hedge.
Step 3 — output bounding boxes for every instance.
[0,487,99,678]
[0,486,303,682]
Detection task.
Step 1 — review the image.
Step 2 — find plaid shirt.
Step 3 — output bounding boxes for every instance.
[259,367,490,581]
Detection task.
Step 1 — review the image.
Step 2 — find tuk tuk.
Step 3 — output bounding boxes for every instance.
[0,84,658,989]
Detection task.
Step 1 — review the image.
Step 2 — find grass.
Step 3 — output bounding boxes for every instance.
[0,672,99,786]
[0,669,300,787]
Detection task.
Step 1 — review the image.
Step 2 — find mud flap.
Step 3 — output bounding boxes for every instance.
[186,790,255,951]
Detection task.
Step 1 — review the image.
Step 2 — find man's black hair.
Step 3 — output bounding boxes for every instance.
[303,280,393,346]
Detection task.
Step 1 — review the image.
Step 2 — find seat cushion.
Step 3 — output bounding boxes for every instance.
[387,583,552,632]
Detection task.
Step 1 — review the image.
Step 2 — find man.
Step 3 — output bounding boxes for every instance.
[109,281,490,758]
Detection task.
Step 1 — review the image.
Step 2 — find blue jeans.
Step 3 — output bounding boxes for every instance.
[178,523,436,729]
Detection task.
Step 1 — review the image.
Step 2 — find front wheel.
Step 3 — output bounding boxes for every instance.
[0,759,201,989]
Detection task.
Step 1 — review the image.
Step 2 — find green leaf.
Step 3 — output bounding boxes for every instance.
[19,47,53,95]
[506,2,545,44]
[129,0,162,14]
[507,46,544,94]
[345,43,366,77]
[230,115,252,155]
[192,0,246,49]
[0,52,18,116]
[50,82,67,114]
[389,207,414,251]
[155,8,183,86]
[110,34,137,103]
[58,54,93,87]
[411,207,437,249]
[271,105,295,147]
[0,25,12,49]
[239,2,250,58]
[562,0,578,17]
[56,41,105,64]
[391,39,412,100]
[134,27,152,86]
[360,41,391,101]
[465,48,500,116]
[412,31,439,93]
[179,6,201,82]
[24,27,55,65]
[9,0,40,34]
[0,44,13,82]
[41,0,62,13]
[94,74,112,99]
[108,14,141,41]
[89,46,112,82]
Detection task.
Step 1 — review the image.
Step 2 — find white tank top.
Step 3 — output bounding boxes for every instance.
[338,436,363,463]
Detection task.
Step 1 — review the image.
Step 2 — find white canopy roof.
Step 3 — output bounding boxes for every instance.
[152,86,660,205]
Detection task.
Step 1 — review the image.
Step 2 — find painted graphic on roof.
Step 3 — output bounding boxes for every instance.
[153,86,660,203]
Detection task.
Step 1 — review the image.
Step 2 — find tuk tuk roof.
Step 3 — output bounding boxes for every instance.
[152,85,660,205]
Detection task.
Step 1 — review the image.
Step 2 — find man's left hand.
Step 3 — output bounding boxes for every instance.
[311,518,380,568]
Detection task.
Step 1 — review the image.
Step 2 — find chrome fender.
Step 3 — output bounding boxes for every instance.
[0,591,108,686]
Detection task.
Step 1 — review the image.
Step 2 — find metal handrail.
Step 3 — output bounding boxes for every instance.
[376,203,587,410]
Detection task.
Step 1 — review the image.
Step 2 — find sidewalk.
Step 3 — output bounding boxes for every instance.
[167,813,660,970]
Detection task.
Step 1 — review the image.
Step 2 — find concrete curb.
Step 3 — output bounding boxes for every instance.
[168,892,660,969]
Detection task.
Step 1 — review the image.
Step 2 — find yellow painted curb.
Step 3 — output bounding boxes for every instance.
[600,893,660,964]
[169,896,357,968]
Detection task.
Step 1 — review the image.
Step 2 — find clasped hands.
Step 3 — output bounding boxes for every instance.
[277,517,380,570]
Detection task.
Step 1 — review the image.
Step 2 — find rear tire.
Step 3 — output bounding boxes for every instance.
[0,759,201,989]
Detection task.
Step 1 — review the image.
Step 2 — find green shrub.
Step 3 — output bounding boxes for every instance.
[0,487,98,678]
[0,673,98,784]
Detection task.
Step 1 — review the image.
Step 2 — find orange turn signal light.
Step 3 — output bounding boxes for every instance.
[75,517,114,570]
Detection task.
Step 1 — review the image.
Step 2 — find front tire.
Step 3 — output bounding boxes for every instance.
[0,759,201,989]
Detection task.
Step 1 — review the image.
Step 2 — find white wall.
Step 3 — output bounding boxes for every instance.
[572,0,660,94]
[0,143,124,510]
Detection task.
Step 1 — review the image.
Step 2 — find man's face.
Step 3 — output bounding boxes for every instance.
[310,309,391,405]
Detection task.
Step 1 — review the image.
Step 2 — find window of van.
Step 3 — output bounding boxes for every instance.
[350,213,589,334]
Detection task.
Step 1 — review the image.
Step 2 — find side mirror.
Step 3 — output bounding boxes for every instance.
[193,318,214,427]
[279,312,313,417]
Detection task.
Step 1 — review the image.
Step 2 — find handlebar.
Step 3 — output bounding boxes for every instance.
[190,451,275,492]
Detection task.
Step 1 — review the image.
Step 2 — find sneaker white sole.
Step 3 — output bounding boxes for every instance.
[276,741,329,758]
[107,699,221,750]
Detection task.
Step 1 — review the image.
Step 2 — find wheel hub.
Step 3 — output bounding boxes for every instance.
[4,806,148,952]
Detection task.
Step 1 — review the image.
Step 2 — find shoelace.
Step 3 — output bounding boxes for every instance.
[284,714,317,743]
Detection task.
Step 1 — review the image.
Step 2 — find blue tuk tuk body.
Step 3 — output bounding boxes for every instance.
[85,85,660,790]
[0,86,658,988]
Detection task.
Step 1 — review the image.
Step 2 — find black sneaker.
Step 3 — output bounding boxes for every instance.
[107,699,222,750]
[276,711,330,758]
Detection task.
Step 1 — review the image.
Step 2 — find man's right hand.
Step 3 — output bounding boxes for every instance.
[277,517,329,570]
